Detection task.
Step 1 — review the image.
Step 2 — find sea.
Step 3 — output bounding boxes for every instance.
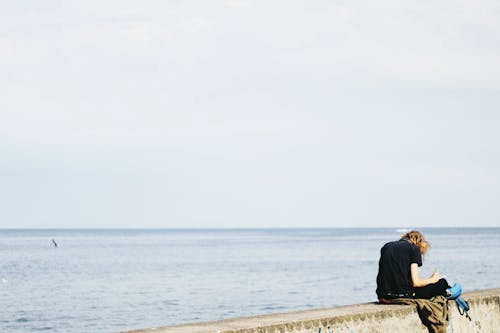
[1,228,499,333]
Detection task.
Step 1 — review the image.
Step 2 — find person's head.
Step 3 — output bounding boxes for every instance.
[401,230,430,255]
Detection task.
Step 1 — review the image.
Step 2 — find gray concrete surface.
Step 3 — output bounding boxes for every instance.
[121,288,500,333]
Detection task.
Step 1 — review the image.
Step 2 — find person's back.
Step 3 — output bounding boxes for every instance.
[376,239,422,299]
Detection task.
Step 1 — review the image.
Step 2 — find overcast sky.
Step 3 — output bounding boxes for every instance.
[1,0,499,228]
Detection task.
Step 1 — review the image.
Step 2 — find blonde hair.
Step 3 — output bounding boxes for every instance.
[402,230,430,255]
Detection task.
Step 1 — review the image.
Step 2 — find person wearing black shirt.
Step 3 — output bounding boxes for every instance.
[376,230,451,303]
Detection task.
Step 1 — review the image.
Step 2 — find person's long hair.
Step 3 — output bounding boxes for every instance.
[402,230,430,255]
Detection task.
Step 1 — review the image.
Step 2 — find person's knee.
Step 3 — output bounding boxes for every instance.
[438,278,449,288]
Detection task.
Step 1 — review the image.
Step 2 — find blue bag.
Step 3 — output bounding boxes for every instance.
[455,296,471,321]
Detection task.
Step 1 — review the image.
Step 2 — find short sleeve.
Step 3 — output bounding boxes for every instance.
[409,244,423,267]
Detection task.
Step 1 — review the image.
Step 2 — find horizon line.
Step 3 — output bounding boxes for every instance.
[1,226,499,230]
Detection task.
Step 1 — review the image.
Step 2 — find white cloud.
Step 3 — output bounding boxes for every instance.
[1,0,500,227]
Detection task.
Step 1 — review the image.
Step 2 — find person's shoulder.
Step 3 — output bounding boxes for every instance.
[394,239,417,251]
[382,240,396,248]
[382,240,401,250]
[390,239,406,246]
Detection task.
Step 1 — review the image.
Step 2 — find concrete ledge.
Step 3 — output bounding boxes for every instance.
[123,288,500,333]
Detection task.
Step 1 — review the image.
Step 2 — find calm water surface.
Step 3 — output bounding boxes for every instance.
[1,228,499,333]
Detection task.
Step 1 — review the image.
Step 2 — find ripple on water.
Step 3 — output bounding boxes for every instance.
[15,318,30,323]
[261,304,286,311]
[161,299,179,306]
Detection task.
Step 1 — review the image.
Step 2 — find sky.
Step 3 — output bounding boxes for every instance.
[1,0,500,228]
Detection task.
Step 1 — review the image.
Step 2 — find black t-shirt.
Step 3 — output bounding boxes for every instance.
[376,239,422,299]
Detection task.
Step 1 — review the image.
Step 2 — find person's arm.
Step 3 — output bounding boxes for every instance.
[410,263,440,287]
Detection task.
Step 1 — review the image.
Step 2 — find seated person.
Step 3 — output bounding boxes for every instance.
[376,230,459,303]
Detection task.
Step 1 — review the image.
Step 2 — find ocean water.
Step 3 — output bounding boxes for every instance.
[1,228,499,333]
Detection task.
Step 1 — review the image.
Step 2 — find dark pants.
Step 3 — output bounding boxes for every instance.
[414,278,450,299]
